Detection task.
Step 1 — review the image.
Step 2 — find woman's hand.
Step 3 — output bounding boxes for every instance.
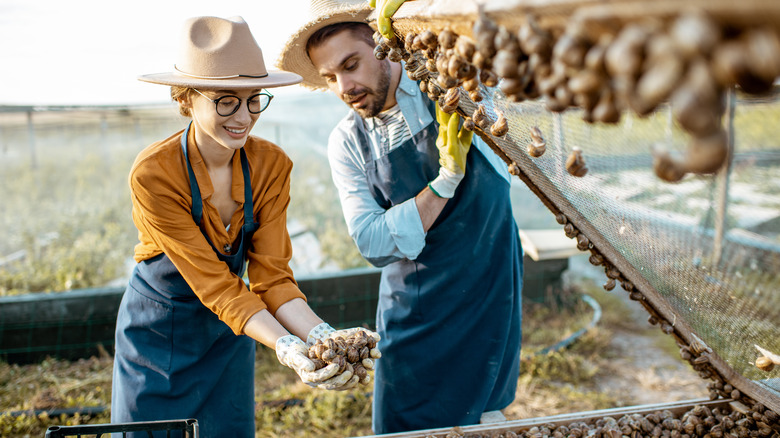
[275,335,339,384]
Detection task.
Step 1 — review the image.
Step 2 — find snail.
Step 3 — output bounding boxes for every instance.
[469,90,483,102]
[565,147,588,177]
[472,2,498,58]
[685,129,728,174]
[438,29,457,51]
[373,45,388,60]
[490,111,508,136]
[462,116,476,131]
[455,36,476,60]
[462,76,480,92]
[507,162,520,176]
[603,278,616,291]
[671,12,721,60]
[419,30,438,50]
[439,87,460,113]
[479,69,499,87]
[576,234,590,251]
[307,331,376,384]
[472,104,492,130]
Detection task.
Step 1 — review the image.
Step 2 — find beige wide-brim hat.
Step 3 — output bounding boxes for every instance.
[139,16,302,89]
[277,0,372,90]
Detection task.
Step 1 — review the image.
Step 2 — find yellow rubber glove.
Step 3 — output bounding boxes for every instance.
[429,103,473,198]
[369,0,409,41]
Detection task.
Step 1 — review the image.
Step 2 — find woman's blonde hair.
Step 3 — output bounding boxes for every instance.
[170,86,194,117]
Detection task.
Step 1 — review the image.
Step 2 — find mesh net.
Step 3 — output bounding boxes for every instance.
[463,85,780,410]
[382,0,780,413]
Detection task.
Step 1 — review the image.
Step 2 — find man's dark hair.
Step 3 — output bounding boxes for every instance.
[306,22,375,57]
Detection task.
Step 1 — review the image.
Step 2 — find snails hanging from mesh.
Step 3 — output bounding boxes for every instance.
[528,126,546,157]
[566,146,588,177]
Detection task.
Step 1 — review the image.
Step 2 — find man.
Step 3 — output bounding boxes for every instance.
[278,0,524,433]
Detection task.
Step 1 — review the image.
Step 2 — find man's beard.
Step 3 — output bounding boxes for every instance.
[344,60,391,119]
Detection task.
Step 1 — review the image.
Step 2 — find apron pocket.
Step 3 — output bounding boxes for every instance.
[118,284,174,373]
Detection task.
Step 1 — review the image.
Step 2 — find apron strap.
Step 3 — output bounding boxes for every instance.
[239,148,258,232]
[181,122,204,226]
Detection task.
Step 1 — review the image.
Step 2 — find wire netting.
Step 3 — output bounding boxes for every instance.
[467,84,780,407]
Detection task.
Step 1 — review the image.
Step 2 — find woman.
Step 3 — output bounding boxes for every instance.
[111,16,379,437]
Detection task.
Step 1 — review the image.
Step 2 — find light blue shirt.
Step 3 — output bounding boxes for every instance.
[326,72,510,267]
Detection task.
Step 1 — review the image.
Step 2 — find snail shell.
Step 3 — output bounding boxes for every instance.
[472,104,492,130]
[404,32,417,53]
[463,117,476,131]
[419,30,438,50]
[527,142,546,158]
[670,12,720,60]
[518,16,552,58]
[635,53,684,113]
[553,33,587,69]
[490,112,509,137]
[373,45,388,60]
[439,87,460,113]
[685,129,728,174]
[438,29,457,51]
[347,346,360,363]
[605,23,648,78]
[321,349,337,362]
[436,73,458,90]
[507,163,520,176]
[499,77,525,96]
[576,234,590,251]
[589,253,604,266]
[311,358,328,370]
[564,223,577,238]
[530,126,545,144]
[592,88,620,124]
[473,3,498,57]
[745,27,780,83]
[455,36,476,60]
[388,47,404,63]
[565,147,588,177]
[603,278,616,291]
[494,49,520,78]
[462,76,480,92]
[353,363,368,380]
[756,356,775,372]
[479,69,499,87]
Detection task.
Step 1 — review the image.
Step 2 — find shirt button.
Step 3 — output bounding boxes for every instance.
[223,244,232,253]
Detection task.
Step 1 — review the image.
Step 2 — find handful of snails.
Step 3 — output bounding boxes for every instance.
[308,330,377,385]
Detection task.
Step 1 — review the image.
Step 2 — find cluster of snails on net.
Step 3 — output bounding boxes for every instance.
[375,7,780,183]
[308,330,377,385]
[435,403,778,438]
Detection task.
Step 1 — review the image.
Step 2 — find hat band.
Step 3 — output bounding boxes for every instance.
[174,65,269,80]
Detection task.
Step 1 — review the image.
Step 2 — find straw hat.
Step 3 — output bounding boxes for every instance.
[139,16,302,89]
[277,0,373,90]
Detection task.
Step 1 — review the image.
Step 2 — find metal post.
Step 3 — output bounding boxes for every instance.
[713,88,736,265]
[100,113,109,162]
[26,111,37,169]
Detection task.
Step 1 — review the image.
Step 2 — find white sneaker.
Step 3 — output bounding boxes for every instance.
[479,410,506,424]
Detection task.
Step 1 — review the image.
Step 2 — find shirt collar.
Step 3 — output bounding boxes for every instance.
[364,63,419,131]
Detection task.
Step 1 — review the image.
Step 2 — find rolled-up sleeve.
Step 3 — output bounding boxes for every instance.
[327,124,426,267]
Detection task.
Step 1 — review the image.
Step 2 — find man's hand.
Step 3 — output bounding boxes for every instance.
[429,103,473,198]
[369,0,409,41]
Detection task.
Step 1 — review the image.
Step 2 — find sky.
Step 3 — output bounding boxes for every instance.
[0,0,314,106]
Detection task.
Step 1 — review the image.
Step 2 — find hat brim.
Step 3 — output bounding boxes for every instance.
[276,6,372,90]
[138,69,303,89]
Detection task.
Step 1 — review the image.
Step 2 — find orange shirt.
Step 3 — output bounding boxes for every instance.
[129,128,306,335]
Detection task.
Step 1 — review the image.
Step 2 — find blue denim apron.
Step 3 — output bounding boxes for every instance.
[357,104,524,434]
[112,123,259,437]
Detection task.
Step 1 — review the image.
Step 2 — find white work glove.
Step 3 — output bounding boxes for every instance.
[307,323,382,370]
[275,335,340,386]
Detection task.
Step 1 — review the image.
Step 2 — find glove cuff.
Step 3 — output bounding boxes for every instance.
[429,167,464,198]
[275,334,299,364]
[307,322,336,346]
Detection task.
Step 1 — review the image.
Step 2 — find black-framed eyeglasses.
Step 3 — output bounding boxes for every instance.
[193,89,274,117]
